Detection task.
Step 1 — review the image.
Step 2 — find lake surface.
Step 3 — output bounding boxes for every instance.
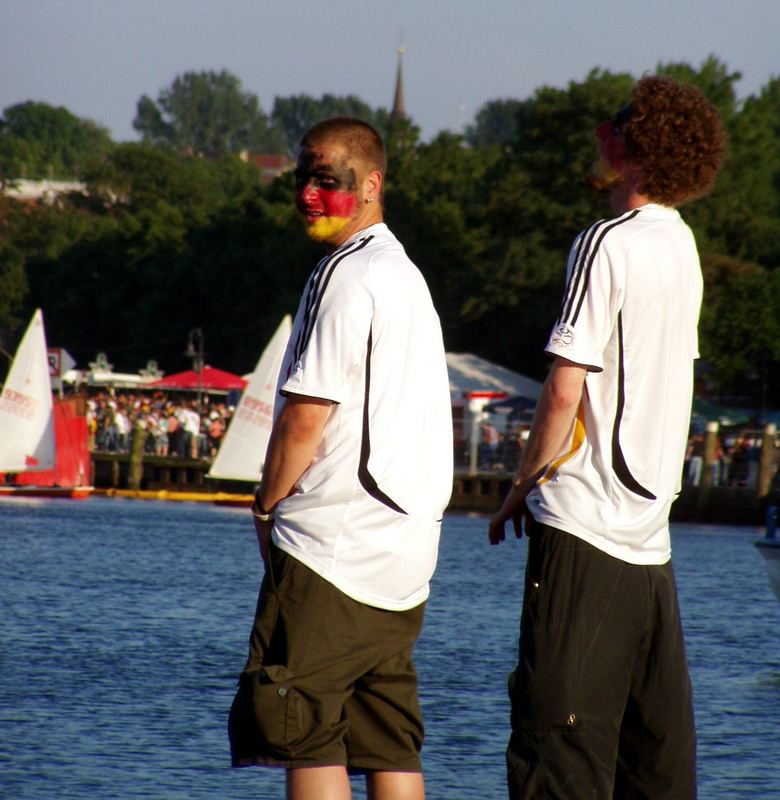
[1,498,778,799]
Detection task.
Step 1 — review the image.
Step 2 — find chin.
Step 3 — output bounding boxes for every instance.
[587,157,625,193]
[304,216,351,242]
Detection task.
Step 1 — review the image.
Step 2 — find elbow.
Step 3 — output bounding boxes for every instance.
[544,364,587,412]
[546,381,582,412]
[276,400,331,444]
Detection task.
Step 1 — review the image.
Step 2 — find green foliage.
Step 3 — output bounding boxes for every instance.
[271,94,389,154]
[655,55,742,120]
[133,70,285,154]
[0,101,112,179]
[698,253,780,395]
[465,99,526,148]
[82,142,259,222]
[1,60,778,409]
[0,237,27,329]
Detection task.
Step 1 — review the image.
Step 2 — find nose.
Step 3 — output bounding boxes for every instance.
[297,181,318,203]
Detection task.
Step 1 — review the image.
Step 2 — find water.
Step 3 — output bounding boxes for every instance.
[0,498,778,799]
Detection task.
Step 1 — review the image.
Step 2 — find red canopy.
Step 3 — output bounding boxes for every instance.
[149,366,247,391]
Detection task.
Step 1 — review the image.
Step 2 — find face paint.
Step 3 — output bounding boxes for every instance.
[587,154,625,193]
[295,147,360,242]
[587,103,633,193]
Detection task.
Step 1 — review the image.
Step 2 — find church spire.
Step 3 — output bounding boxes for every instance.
[390,44,406,122]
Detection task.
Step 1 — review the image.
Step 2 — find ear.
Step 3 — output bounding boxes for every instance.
[363,169,383,203]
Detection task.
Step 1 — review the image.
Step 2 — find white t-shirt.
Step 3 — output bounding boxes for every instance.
[271,223,453,610]
[529,204,702,565]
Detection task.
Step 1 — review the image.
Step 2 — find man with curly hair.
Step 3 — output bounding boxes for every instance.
[489,75,725,799]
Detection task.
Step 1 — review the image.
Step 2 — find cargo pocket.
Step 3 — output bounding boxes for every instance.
[232,664,300,760]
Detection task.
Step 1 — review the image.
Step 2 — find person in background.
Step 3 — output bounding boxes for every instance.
[489,75,725,799]
[228,117,453,800]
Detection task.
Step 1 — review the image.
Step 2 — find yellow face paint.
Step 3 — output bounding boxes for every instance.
[587,154,625,193]
[304,215,352,241]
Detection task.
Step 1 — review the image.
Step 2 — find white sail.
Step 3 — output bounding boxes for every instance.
[0,309,55,472]
[208,315,292,481]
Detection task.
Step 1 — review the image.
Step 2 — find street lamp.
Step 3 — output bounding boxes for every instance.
[185,327,204,416]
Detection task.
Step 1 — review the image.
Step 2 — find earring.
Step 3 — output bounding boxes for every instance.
[366,197,375,204]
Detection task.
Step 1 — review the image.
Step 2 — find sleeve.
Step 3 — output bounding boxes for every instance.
[281,267,373,403]
[544,225,623,372]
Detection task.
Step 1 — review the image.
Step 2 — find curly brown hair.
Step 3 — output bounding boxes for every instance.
[622,74,726,206]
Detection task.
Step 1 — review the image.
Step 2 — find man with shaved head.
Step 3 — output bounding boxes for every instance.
[229,117,453,800]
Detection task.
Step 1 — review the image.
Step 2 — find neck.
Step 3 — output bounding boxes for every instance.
[609,176,652,215]
[323,212,383,252]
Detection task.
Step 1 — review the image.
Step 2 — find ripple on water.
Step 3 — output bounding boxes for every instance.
[1,501,778,799]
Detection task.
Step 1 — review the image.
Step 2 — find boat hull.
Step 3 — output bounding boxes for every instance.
[0,485,93,500]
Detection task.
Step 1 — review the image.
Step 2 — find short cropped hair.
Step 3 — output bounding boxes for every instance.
[300,117,387,175]
[622,75,726,206]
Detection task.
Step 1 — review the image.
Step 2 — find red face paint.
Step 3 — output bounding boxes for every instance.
[588,102,634,192]
[295,185,357,220]
[595,120,627,172]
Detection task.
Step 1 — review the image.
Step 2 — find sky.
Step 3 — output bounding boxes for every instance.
[1,0,777,143]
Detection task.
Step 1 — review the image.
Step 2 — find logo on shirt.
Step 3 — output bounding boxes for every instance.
[551,324,574,347]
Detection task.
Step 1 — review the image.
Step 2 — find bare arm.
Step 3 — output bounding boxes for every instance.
[252,393,333,563]
[488,357,588,545]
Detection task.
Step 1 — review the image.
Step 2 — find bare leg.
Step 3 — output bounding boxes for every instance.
[286,766,352,800]
[367,771,425,800]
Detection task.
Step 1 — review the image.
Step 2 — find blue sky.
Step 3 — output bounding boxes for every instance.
[1,0,776,142]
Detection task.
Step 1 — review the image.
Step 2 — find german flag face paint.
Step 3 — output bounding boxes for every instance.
[295,145,360,244]
[587,102,633,193]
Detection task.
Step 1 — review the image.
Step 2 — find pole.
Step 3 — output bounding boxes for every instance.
[758,423,777,498]
[702,420,719,489]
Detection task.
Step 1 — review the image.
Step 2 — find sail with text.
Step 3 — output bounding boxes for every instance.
[208,315,292,481]
[0,309,56,472]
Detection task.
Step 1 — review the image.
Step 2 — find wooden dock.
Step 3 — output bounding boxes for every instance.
[89,450,776,523]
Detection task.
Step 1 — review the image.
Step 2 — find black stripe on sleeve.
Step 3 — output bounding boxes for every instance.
[292,254,330,364]
[563,210,642,328]
[295,235,374,362]
[558,220,605,325]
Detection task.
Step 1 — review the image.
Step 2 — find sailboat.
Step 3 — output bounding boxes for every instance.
[208,315,292,501]
[0,309,93,499]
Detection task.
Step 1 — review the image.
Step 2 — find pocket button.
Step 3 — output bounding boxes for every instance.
[277,687,288,697]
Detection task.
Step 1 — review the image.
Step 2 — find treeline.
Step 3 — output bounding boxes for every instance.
[1,58,778,409]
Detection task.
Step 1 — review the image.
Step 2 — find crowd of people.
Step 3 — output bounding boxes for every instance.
[684,430,766,488]
[472,421,773,490]
[86,391,234,459]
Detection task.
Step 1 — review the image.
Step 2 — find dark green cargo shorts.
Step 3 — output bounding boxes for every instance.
[228,544,426,772]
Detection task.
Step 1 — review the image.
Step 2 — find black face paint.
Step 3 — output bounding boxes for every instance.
[295,148,358,194]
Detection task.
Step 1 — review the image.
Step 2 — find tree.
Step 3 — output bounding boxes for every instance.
[0,101,112,179]
[687,74,780,269]
[0,238,28,330]
[270,94,389,153]
[465,99,526,148]
[82,142,260,221]
[698,252,780,410]
[656,55,742,121]
[133,70,284,155]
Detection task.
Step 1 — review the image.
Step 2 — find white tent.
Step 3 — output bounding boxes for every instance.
[446,352,542,404]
